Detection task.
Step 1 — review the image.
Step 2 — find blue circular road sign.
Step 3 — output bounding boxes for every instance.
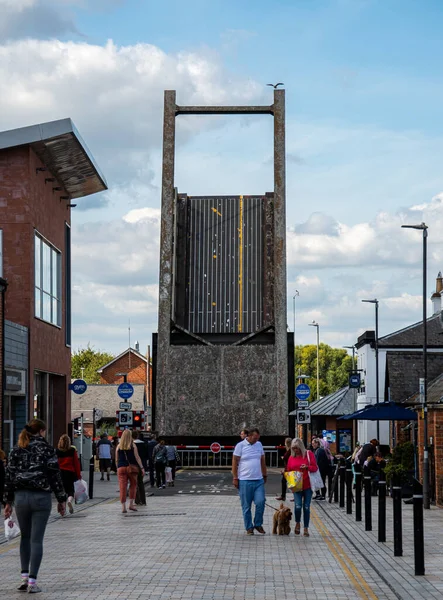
[118,382,134,400]
[295,383,311,401]
[349,373,361,388]
[71,379,87,395]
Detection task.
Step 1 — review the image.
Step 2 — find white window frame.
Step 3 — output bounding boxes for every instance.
[34,232,61,327]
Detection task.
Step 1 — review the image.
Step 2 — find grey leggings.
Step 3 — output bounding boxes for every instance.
[14,490,52,579]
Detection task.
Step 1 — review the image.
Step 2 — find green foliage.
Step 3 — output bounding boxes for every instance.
[294,344,354,401]
[71,344,115,384]
[384,442,415,484]
[96,423,117,438]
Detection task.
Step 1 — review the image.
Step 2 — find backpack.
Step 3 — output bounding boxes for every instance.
[353,446,364,465]
[154,447,167,464]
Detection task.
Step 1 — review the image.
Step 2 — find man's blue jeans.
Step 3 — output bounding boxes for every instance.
[293,488,313,528]
[238,479,265,531]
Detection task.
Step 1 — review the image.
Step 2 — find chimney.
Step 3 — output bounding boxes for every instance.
[135,340,140,352]
[431,271,443,314]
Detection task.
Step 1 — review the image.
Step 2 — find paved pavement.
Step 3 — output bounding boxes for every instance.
[0,470,442,599]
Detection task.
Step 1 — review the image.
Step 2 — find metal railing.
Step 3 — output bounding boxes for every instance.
[176,447,281,469]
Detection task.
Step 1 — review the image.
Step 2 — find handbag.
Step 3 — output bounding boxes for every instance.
[4,517,20,541]
[284,470,304,492]
[124,450,140,474]
[307,451,324,492]
[74,478,89,504]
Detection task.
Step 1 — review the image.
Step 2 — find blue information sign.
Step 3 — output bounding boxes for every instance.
[295,383,311,401]
[349,373,361,388]
[117,382,134,400]
[70,379,87,395]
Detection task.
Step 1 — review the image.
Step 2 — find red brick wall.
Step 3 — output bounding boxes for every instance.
[100,351,148,386]
[416,407,443,507]
[0,286,4,448]
[0,146,71,441]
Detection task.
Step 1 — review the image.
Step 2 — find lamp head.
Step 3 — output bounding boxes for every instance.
[362,299,378,304]
[401,222,427,230]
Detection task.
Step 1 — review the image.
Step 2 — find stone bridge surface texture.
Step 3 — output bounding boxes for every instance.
[1,471,442,600]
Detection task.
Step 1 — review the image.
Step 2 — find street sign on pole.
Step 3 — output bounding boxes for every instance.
[94,409,103,421]
[349,373,361,388]
[295,383,311,401]
[210,442,221,454]
[419,377,425,403]
[70,379,87,394]
[119,401,132,410]
[117,382,134,400]
[297,409,311,424]
[118,411,133,426]
[297,400,309,409]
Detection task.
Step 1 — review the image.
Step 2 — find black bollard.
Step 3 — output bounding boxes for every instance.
[346,463,353,514]
[88,456,94,500]
[392,473,403,557]
[364,464,372,531]
[354,464,362,522]
[378,469,386,543]
[333,463,339,503]
[413,478,425,576]
[339,458,346,508]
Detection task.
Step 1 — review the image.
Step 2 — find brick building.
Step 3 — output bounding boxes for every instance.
[0,118,106,448]
[97,344,152,410]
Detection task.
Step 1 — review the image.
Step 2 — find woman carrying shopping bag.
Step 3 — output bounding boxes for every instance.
[286,438,318,537]
[116,429,145,513]
[4,419,66,594]
[56,434,82,514]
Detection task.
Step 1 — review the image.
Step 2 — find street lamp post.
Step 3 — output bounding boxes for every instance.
[401,222,430,509]
[309,321,320,401]
[292,290,299,339]
[362,299,380,440]
[343,345,356,371]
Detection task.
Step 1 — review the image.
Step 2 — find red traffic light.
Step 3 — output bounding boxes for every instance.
[134,414,141,421]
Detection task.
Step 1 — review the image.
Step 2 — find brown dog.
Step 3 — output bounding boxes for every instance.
[272,502,292,535]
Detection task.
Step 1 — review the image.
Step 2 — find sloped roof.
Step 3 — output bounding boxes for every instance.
[378,313,443,348]
[97,348,147,373]
[290,386,357,416]
[386,351,443,404]
[403,372,443,407]
[0,118,107,199]
[71,384,146,421]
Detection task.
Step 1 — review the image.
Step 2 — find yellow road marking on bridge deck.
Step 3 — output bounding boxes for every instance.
[311,508,378,600]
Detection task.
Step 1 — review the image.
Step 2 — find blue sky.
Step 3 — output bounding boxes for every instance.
[1,0,443,354]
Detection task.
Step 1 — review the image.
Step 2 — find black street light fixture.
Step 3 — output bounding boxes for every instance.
[292,290,299,339]
[362,299,380,440]
[343,345,357,371]
[402,221,430,509]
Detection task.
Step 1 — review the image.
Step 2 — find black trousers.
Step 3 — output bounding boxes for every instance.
[280,475,287,500]
[155,463,166,487]
[135,470,146,505]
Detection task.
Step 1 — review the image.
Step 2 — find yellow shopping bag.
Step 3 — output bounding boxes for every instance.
[284,470,304,492]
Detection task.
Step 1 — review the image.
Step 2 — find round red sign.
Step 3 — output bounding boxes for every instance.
[210,442,221,454]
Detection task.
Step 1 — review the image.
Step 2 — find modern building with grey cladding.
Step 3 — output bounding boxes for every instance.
[155,90,289,439]
[4,320,28,449]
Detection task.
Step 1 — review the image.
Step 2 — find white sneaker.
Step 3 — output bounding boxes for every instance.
[27,583,42,593]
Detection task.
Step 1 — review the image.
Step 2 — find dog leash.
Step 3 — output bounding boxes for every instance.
[265,502,279,511]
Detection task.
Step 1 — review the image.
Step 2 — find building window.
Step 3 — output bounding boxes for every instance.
[34,233,61,327]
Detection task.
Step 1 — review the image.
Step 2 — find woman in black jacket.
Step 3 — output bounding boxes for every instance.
[4,419,66,594]
[312,438,330,500]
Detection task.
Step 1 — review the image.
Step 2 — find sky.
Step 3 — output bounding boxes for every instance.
[1,0,443,355]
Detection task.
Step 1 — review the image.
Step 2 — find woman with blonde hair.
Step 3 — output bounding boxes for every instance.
[116,429,145,513]
[4,419,66,594]
[285,437,318,537]
[56,434,82,514]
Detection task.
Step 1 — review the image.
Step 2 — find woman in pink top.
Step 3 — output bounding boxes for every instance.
[286,437,318,537]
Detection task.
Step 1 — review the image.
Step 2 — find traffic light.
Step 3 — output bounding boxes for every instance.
[133,414,141,425]
[73,417,80,429]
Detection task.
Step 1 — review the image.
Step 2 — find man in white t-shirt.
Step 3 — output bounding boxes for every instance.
[232,427,267,535]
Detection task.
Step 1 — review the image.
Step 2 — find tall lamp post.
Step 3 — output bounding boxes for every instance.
[401,222,429,509]
[292,290,299,339]
[362,299,380,441]
[343,345,356,371]
[308,321,320,401]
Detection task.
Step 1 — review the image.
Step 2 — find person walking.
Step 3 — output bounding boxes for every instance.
[165,440,178,486]
[275,437,292,501]
[132,431,147,506]
[146,433,158,487]
[96,433,112,481]
[311,438,329,500]
[56,434,82,514]
[232,427,267,535]
[152,439,168,489]
[3,419,66,594]
[286,437,318,537]
[116,429,145,513]
[0,448,5,516]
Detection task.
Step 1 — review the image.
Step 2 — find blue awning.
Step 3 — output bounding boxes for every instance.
[338,401,418,421]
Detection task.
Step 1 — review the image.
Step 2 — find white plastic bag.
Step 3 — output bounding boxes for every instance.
[4,517,21,541]
[74,478,89,505]
[165,467,173,483]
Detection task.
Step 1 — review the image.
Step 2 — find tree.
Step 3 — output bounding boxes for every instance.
[294,344,354,401]
[71,345,115,384]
